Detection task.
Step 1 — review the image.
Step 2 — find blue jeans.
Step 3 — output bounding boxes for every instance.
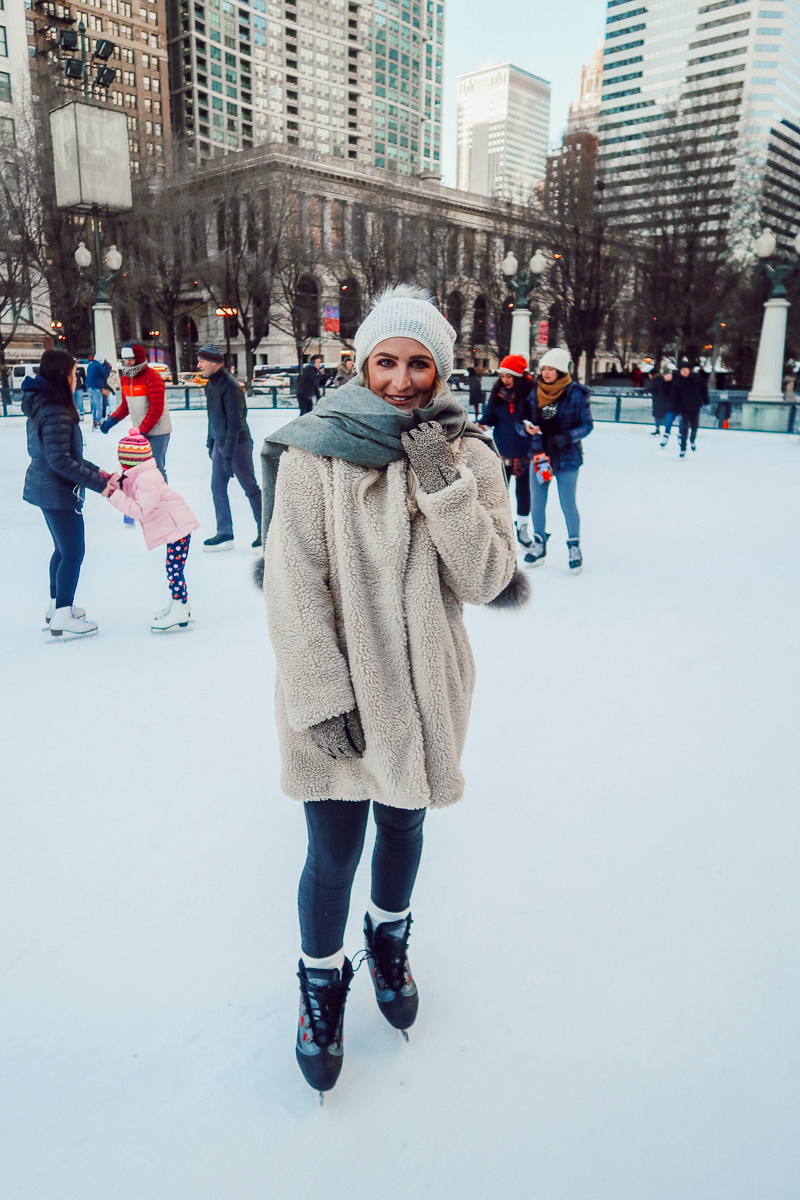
[664,411,678,436]
[211,438,262,537]
[88,388,103,423]
[42,507,85,608]
[530,467,581,540]
[74,390,85,416]
[147,432,170,481]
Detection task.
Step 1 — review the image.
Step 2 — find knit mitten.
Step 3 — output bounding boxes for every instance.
[533,453,553,485]
[401,422,459,493]
[309,709,366,760]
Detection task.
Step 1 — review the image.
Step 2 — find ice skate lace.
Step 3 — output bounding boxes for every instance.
[369,916,413,992]
[297,969,352,1049]
[568,543,581,562]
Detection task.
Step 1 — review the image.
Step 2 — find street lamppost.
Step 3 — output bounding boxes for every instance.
[74,239,122,362]
[745,226,800,430]
[501,249,548,361]
[215,306,238,369]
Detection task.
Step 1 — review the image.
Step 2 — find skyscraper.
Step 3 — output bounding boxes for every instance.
[456,60,550,202]
[566,46,602,135]
[167,0,444,175]
[597,0,800,242]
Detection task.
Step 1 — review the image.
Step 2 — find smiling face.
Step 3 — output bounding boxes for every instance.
[197,356,223,378]
[365,337,437,411]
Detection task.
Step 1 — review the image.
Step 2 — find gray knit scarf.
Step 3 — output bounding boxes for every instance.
[121,362,148,378]
[259,379,496,538]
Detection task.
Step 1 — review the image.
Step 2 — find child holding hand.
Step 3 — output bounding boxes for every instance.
[107,428,200,631]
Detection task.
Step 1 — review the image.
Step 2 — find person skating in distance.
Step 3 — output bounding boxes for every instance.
[258,284,526,1101]
[523,347,593,572]
[100,344,172,481]
[476,353,537,548]
[197,343,263,551]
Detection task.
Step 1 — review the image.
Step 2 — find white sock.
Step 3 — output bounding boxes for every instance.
[301,947,345,973]
[368,900,410,928]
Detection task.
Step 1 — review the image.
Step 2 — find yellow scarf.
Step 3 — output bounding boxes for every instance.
[536,374,570,409]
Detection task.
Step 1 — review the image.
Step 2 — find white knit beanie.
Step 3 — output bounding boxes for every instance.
[354,284,456,382]
[538,347,571,374]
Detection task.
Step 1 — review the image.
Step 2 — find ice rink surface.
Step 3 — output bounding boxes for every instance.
[1,410,799,1200]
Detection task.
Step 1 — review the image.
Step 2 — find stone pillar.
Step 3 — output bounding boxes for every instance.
[92,302,117,366]
[509,306,531,362]
[743,297,791,431]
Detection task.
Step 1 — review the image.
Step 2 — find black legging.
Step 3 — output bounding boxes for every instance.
[299,799,425,958]
[42,507,85,608]
[505,462,531,518]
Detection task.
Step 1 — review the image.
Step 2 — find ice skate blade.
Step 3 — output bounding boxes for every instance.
[48,628,98,641]
[151,620,194,634]
[319,1091,325,1107]
[401,1029,409,1042]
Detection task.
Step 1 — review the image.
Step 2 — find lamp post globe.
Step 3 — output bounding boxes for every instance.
[105,244,122,272]
[529,249,547,275]
[755,229,777,259]
[74,241,92,269]
[501,252,518,278]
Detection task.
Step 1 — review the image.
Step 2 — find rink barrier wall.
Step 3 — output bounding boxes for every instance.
[2,384,798,434]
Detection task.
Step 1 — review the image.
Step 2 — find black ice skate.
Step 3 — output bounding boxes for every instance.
[567,538,582,572]
[523,532,549,567]
[296,957,353,1101]
[364,913,418,1038]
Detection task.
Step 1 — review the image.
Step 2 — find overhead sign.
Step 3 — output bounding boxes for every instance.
[50,102,132,212]
[323,304,340,333]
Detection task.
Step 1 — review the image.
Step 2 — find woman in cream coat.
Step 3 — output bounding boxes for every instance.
[261,286,521,1098]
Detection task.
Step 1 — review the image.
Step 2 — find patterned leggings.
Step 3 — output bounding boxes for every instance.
[166,535,191,602]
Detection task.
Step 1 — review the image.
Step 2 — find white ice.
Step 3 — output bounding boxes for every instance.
[1,411,799,1200]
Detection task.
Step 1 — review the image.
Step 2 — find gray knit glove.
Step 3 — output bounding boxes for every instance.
[309,708,366,759]
[401,421,459,493]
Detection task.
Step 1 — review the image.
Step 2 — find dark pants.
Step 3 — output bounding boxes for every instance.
[211,439,262,537]
[166,535,191,601]
[42,507,85,608]
[299,799,426,958]
[297,394,314,415]
[680,413,700,450]
[148,432,169,481]
[505,461,531,518]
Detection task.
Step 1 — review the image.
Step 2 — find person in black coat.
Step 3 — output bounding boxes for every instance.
[198,343,263,550]
[467,367,484,420]
[649,368,672,436]
[477,354,536,547]
[297,355,323,415]
[661,359,708,455]
[22,350,111,636]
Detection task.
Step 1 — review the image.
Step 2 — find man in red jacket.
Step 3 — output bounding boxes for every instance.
[100,344,172,480]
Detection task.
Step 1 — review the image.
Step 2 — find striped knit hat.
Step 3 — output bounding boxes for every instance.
[117,427,153,468]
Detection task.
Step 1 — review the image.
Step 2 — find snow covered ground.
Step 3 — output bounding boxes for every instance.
[1,411,799,1200]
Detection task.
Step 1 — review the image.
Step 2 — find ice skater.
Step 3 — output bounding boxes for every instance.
[649,367,672,436]
[106,428,200,631]
[477,353,537,547]
[660,359,707,455]
[21,350,113,638]
[522,347,593,572]
[100,343,172,480]
[259,284,523,1100]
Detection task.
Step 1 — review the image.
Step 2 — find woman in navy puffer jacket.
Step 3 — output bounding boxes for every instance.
[22,350,111,637]
[524,347,593,572]
[478,354,537,547]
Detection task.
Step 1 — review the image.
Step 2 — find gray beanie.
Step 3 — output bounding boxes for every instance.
[354,284,456,381]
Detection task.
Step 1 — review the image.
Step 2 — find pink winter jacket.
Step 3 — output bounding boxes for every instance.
[108,459,200,549]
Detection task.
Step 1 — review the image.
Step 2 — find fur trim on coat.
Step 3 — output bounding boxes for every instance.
[262,438,517,809]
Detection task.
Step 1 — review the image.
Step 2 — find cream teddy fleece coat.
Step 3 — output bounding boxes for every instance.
[263,436,516,810]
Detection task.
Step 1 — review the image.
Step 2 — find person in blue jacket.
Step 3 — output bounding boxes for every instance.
[85,356,112,429]
[523,347,593,572]
[477,354,537,547]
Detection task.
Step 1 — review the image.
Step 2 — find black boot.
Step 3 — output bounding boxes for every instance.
[523,532,549,567]
[364,913,418,1034]
[296,957,354,1096]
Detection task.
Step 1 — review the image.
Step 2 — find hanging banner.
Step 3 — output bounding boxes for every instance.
[537,321,549,345]
[323,304,340,333]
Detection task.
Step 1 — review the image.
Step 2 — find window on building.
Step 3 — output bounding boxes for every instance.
[0,115,14,144]
[0,26,7,55]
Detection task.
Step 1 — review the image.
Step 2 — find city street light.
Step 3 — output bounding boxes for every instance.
[74,239,122,304]
[501,249,548,360]
[746,226,800,430]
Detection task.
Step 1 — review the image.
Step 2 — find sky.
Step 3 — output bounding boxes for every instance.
[440,0,606,188]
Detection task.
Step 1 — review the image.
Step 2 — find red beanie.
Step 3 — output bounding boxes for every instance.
[122,343,148,365]
[498,354,529,377]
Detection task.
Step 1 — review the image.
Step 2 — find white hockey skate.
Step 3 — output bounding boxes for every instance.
[49,606,98,638]
[151,599,192,632]
[45,599,85,626]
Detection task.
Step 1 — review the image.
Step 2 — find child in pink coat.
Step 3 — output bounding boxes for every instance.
[108,428,200,630]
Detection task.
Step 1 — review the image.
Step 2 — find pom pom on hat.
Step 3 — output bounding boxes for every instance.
[354,284,456,382]
[117,427,153,467]
[498,354,529,377]
[538,347,571,374]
